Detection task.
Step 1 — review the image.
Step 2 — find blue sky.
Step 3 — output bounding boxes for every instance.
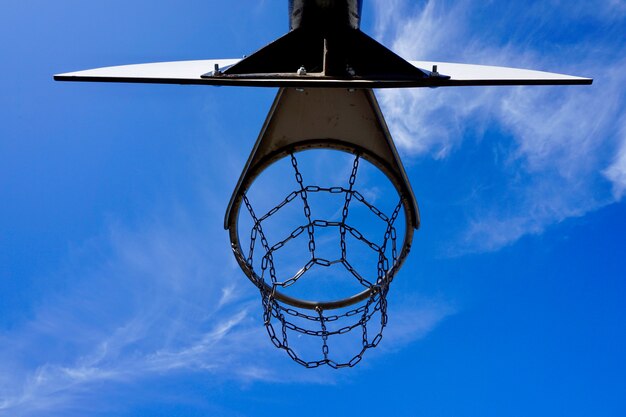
[1,0,625,416]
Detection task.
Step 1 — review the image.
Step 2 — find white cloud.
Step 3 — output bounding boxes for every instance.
[604,118,626,199]
[381,297,455,349]
[373,0,626,252]
[0,203,280,416]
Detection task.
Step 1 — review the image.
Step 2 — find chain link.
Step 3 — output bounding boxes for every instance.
[291,154,316,256]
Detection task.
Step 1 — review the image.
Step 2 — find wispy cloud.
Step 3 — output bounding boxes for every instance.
[374,0,626,252]
[0,197,301,416]
[0,177,451,416]
[381,296,455,350]
[604,117,626,199]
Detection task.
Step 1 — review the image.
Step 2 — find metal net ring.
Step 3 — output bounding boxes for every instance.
[227,140,415,309]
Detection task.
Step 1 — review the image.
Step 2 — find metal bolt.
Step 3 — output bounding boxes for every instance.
[213,63,222,76]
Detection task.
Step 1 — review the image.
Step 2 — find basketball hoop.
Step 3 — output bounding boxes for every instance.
[54,0,592,370]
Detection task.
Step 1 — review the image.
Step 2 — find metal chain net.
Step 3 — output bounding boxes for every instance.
[232,151,408,368]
